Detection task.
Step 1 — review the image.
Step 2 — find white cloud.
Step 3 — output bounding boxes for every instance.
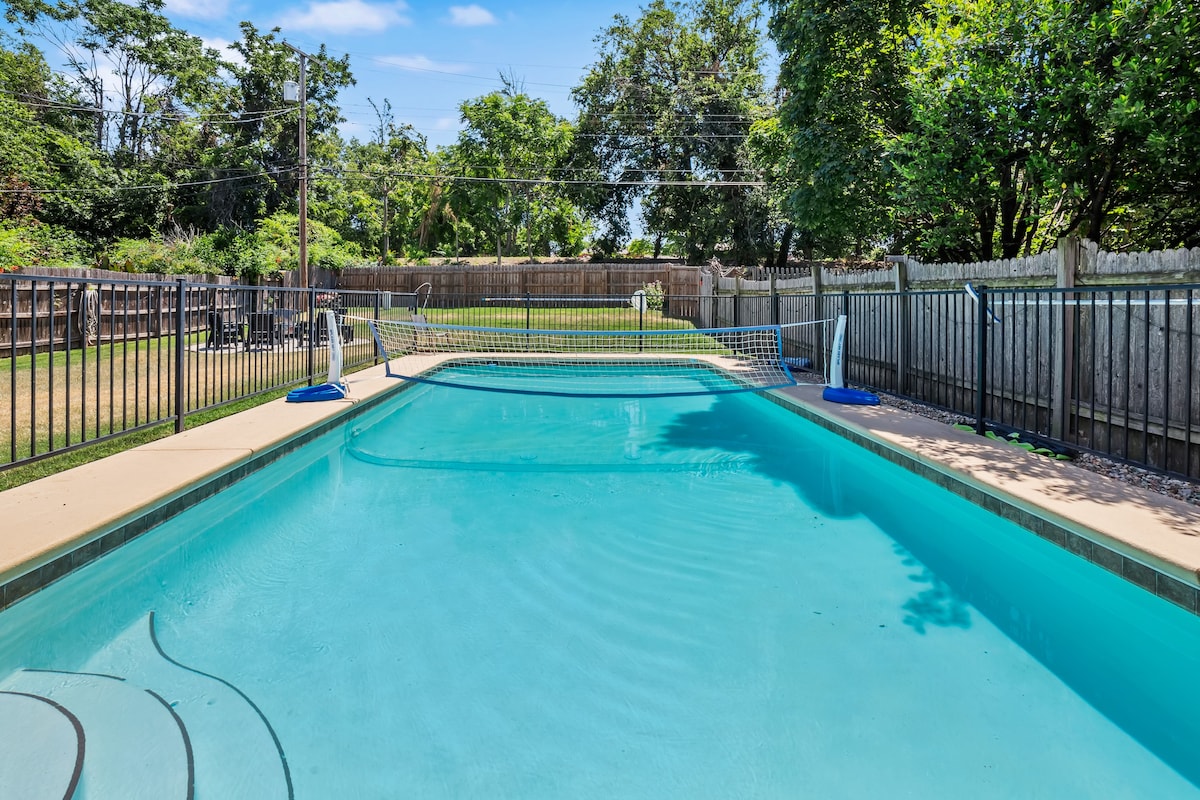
[163,0,230,20]
[447,4,496,26]
[433,117,457,130]
[377,54,468,74]
[203,38,246,69]
[279,0,411,34]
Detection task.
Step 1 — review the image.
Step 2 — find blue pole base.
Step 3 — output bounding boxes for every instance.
[822,386,880,406]
[286,383,348,403]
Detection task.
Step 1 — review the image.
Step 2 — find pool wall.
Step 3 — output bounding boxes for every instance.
[2,360,1199,618]
[769,385,1200,615]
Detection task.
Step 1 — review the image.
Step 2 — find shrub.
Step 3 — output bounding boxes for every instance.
[0,219,89,270]
[640,280,665,311]
[626,238,654,258]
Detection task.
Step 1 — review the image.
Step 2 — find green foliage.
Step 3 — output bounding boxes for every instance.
[572,0,773,265]
[766,0,913,255]
[640,279,665,311]
[455,88,575,263]
[0,219,89,269]
[626,238,654,257]
[768,0,1200,256]
[256,210,367,275]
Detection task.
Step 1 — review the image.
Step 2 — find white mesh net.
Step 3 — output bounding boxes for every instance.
[353,315,830,397]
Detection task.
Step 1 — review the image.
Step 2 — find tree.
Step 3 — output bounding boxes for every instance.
[1043,0,1200,249]
[571,0,772,263]
[314,99,427,262]
[455,86,574,264]
[196,23,354,231]
[772,0,1200,259]
[766,0,916,257]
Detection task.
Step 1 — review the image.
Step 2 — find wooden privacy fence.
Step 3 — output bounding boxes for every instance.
[336,263,700,303]
[704,240,1200,482]
[1,272,239,357]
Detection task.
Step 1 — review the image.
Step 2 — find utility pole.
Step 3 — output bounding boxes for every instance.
[283,42,314,288]
[381,181,389,262]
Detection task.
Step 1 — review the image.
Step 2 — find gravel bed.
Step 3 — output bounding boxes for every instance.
[873,393,1200,508]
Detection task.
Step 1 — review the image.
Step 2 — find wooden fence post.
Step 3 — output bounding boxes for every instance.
[806,257,825,316]
[1051,236,1079,440]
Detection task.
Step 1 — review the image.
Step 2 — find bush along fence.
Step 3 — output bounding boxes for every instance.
[706,238,1200,482]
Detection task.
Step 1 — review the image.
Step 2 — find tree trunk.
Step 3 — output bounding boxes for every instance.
[774,223,795,270]
[977,205,996,261]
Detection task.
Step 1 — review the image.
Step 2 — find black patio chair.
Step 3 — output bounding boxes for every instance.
[206,311,243,348]
[245,312,282,349]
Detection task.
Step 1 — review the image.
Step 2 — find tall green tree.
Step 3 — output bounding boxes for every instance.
[455,86,574,263]
[767,0,916,257]
[1044,0,1200,249]
[318,98,428,261]
[572,0,771,263]
[193,23,353,231]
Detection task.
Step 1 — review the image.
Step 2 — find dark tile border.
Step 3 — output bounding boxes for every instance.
[1,381,415,613]
[765,391,1200,618]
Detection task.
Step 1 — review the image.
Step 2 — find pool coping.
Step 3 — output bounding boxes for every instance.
[2,364,1199,617]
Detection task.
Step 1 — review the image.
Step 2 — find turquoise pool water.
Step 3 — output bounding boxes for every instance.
[2,364,1199,798]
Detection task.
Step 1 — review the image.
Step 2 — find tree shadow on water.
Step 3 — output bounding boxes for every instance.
[653,395,862,519]
[895,544,972,634]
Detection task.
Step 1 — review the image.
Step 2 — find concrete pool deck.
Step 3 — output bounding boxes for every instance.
[2,362,1199,616]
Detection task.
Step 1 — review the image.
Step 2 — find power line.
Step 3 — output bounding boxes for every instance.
[0,90,298,123]
[332,168,764,188]
[0,166,299,195]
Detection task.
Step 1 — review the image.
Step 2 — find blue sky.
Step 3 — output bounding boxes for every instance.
[161,0,654,149]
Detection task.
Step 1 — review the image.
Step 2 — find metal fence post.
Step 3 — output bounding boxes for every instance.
[841,290,851,384]
[733,275,741,328]
[771,273,779,326]
[307,287,316,386]
[974,283,989,435]
[174,279,187,433]
[891,256,910,396]
[373,290,382,364]
[1050,238,1078,440]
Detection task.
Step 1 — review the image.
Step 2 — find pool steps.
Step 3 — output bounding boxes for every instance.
[0,613,290,799]
[0,690,82,798]
[0,668,189,798]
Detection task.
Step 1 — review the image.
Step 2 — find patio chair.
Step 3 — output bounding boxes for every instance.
[206,311,243,348]
[245,312,282,350]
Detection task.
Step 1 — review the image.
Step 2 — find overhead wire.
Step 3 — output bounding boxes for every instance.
[0,166,300,194]
[0,88,298,123]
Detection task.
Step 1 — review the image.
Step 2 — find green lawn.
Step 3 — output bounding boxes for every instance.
[414,306,695,331]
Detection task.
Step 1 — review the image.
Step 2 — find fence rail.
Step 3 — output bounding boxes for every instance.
[708,283,1200,482]
[5,272,1199,484]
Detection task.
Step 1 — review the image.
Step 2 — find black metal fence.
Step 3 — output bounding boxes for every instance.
[6,273,1199,483]
[1,277,425,470]
[712,283,1200,483]
[1,277,707,471]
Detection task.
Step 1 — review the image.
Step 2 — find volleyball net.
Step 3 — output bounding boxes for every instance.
[350,314,832,397]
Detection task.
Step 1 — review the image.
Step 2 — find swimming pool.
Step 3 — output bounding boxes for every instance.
[2,363,1199,798]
